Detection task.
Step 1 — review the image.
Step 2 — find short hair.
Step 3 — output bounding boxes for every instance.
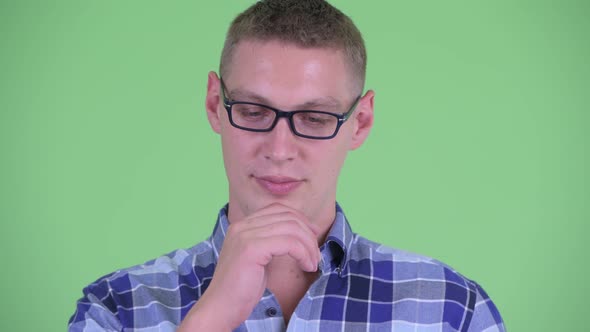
[220,0,367,92]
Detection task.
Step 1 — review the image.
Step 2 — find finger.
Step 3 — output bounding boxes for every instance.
[245,204,319,233]
[235,204,322,262]
[243,211,316,239]
[243,209,321,246]
[235,211,318,255]
[239,217,320,267]
[244,203,306,222]
[255,235,317,272]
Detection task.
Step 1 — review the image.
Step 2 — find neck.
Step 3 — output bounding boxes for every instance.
[266,255,320,323]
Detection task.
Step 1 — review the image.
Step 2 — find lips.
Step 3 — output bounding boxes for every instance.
[254,175,303,195]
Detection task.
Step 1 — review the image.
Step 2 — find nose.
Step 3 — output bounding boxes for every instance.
[263,117,299,162]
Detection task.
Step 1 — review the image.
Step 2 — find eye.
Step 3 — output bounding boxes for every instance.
[298,112,336,127]
[234,105,272,120]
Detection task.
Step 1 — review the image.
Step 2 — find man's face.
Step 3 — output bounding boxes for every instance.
[206,40,374,226]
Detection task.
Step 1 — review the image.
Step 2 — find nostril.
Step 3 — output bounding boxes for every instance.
[262,118,299,162]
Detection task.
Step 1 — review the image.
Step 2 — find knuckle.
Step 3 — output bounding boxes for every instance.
[285,219,300,228]
[284,236,299,249]
[285,210,301,218]
[241,241,257,255]
[227,222,242,234]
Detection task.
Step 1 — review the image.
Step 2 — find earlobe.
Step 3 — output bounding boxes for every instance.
[350,90,375,150]
[205,71,222,134]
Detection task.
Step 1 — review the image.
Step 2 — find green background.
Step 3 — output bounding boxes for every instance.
[1,1,588,331]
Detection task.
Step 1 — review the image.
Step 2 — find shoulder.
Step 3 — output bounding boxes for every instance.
[348,235,473,292]
[69,240,217,329]
[347,235,506,331]
[90,239,216,293]
[349,234,457,275]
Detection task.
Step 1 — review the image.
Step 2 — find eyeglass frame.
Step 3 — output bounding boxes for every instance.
[219,78,361,140]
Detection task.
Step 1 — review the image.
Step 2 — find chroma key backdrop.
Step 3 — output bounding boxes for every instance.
[1,1,588,331]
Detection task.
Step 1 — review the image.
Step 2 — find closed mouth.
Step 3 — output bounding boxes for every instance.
[254,175,303,195]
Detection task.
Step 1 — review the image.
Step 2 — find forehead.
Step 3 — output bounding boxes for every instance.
[223,40,358,100]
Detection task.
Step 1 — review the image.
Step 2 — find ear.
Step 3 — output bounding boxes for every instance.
[205,71,222,134]
[349,89,375,150]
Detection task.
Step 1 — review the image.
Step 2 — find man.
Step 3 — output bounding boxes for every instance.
[69,1,506,331]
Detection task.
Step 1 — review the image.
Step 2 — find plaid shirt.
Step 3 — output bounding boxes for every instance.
[69,204,506,331]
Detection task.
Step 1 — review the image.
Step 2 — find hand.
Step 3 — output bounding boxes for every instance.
[177,203,322,331]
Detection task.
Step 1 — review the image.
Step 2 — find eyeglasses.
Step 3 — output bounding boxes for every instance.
[220,78,360,140]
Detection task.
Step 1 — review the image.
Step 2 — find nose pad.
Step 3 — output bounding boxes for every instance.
[264,118,298,162]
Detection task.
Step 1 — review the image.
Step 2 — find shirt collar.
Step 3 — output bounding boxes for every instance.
[209,203,354,276]
[320,203,355,276]
[209,204,231,261]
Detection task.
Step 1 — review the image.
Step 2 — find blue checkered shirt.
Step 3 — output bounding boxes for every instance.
[69,204,506,331]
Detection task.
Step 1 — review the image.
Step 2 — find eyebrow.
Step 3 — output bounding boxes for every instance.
[227,87,342,110]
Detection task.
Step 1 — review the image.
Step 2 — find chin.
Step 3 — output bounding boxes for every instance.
[247,195,305,213]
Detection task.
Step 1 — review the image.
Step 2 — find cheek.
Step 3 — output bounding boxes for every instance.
[221,130,257,175]
[313,141,349,178]
[220,133,241,173]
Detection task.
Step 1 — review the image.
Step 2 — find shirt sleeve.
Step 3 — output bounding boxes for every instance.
[466,282,507,332]
[68,280,124,332]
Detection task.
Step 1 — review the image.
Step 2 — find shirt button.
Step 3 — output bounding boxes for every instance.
[266,307,278,317]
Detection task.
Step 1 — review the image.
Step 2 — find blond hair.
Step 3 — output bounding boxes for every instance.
[220,0,367,92]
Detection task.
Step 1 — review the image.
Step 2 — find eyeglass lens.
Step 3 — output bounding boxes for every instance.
[231,103,339,138]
